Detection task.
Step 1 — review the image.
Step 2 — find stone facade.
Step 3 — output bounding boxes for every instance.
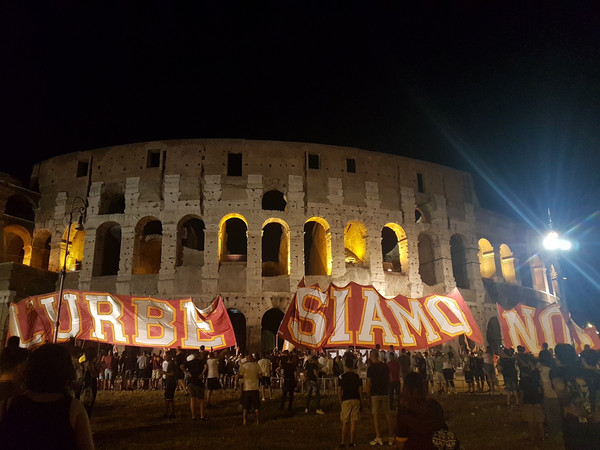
[0,140,559,350]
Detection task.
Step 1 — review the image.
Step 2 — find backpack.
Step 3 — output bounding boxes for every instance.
[432,429,461,450]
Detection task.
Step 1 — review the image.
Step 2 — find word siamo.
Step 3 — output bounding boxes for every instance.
[286,287,475,349]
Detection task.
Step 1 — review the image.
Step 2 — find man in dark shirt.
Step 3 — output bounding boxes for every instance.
[387,353,401,410]
[367,350,393,446]
[338,357,362,448]
[278,351,298,413]
[185,351,207,420]
[498,349,519,407]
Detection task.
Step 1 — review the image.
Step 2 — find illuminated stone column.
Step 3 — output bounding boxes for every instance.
[288,224,304,289]
[330,224,345,279]
[201,222,219,299]
[78,227,96,290]
[48,192,68,272]
[115,225,135,295]
[246,228,262,295]
[158,223,177,295]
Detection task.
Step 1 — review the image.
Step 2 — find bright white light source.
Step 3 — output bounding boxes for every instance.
[543,231,571,251]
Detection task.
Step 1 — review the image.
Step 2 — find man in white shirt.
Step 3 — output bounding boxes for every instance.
[238,354,261,425]
[257,353,273,401]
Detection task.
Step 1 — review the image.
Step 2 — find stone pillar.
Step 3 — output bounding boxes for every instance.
[125,177,140,213]
[115,225,135,295]
[246,228,262,295]
[288,224,304,289]
[201,222,219,300]
[49,192,68,272]
[367,229,384,286]
[87,182,103,216]
[246,174,262,211]
[330,224,345,279]
[287,175,305,212]
[0,290,16,347]
[78,226,96,290]
[164,175,181,208]
[158,223,177,295]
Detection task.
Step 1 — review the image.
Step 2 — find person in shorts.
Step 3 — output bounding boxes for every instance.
[238,353,261,425]
[185,350,207,420]
[338,357,362,448]
[367,349,394,446]
[498,349,519,407]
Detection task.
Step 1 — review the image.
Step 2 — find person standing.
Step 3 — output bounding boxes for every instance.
[387,352,401,410]
[550,343,600,450]
[184,350,207,421]
[367,350,394,446]
[257,353,273,401]
[238,354,261,425]
[483,346,497,394]
[163,350,177,419]
[175,347,189,395]
[498,349,519,407]
[305,355,325,415]
[205,352,221,406]
[278,351,298,413]
[338,357,363,448]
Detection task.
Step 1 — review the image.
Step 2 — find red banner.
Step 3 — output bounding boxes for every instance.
[8,290,237,350]
[497,302,600,354]
[277,281,483,350]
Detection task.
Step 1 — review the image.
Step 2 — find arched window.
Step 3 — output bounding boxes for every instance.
[132,218,162,274]
[499,244,516,283]
[450,234,469,289]
[4,195,34,222]
[344,221,367,266]
[59,223,85,271]
[31,230,52,270]
[415,208,426,224]
[93,222,122,276]
[381,223,408,273]
[219,214,248,263]
[3,225,31,265]
[262,220,289,277]
[176,217,205,267]
[261,308,285,353]
[477,238,496,279]
[227,308,246,352]
[304,217,331,276]
[418,232,437,286]
[262,190,286,211]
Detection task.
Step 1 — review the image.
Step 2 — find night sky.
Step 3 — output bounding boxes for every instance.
[2,2,599,323]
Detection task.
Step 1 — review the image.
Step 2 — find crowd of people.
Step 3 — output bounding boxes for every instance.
[0,337,599,449]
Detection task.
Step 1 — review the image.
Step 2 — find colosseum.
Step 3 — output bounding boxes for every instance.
[0,139,560,352]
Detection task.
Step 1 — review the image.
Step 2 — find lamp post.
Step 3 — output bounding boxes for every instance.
[542,228,571,307]
[53,196,87,343]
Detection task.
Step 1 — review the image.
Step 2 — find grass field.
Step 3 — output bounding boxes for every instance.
[90,388,564,449]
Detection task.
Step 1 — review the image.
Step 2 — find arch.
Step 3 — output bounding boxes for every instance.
[344,221,367,266]
[3,195,34,222]
[477,238,496,279]
[219,213,248,263]
[93,222,122,276]
[486,317,502,355]
[381,223,408,273]
[261,308,285,353]
[450,234,469,289]
[499,244,516,284]
[227,308,246,352]
[304,217,331,276]
[418,232,437,286]
[132,217,162,274]
[262,190,287,211]
[262,218,290,277]
[59,223,85,271]
[99,191,125,215]
[31,229,52,270]
[176,216,205,267]
[3,224,32,265]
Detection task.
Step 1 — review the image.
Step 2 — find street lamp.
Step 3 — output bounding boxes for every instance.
[542,228,571,307]
[53,196,87,343]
